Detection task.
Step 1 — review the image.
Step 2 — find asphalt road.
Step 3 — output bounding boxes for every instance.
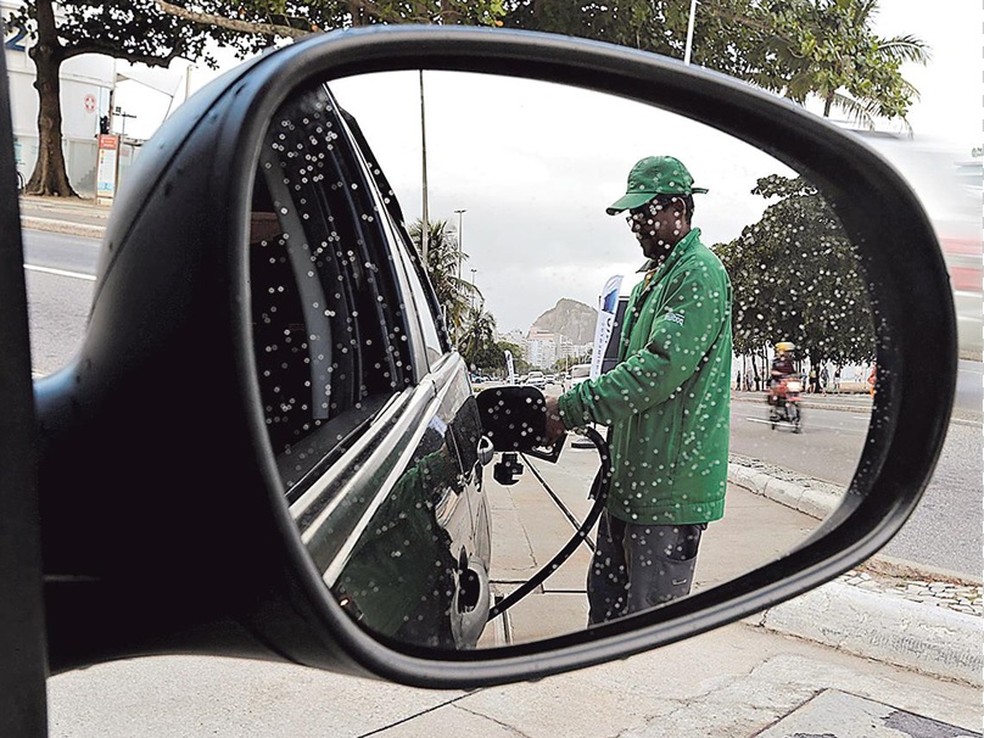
[22,229,983,579]
[730,401,868,487]
[731,394,983,578]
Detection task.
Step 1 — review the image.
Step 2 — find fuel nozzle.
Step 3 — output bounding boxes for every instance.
[477,386,566,478]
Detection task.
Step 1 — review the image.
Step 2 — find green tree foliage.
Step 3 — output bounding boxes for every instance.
[502,0,927,131]
[157,0,506,34]
[408,218,480,341]
[715,174,875,367]
[502,0,769,79]
[752,0,929,130]
[457,302,500,371]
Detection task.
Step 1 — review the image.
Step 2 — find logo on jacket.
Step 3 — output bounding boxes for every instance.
[664,311,685,326]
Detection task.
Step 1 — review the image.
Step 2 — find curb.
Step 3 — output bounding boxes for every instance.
[21,216,105,240]
[727,461,842,520]
[728,461,983,686]
[743,581,983,687]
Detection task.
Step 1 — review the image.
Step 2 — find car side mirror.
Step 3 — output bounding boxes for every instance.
[23,26,955,690]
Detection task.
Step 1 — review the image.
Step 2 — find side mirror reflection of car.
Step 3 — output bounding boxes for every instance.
[3,25,954,698]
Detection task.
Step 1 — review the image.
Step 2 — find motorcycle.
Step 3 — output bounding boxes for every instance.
[768,376,803,432]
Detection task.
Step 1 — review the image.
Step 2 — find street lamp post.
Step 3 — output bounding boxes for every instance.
[452,208,466,344]
[470,268,477,309]
[454,208,466,284]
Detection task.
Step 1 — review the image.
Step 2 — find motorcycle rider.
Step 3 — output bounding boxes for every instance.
[768,341,796,406]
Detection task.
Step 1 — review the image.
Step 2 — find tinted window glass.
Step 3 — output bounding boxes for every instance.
[386,212,446,365]
[249,85,413,493]
[344,109,448,366]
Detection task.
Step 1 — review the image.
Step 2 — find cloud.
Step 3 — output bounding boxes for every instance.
[331,71,800,331]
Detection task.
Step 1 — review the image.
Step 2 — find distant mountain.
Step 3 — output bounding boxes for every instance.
[531,298,597,344]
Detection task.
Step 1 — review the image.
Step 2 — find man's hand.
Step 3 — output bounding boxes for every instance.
[543,396,567,444]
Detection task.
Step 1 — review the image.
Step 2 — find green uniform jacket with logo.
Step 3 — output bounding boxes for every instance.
[558,229,732,525]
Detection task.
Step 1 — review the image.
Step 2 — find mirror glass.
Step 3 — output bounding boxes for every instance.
[248,71,875,650]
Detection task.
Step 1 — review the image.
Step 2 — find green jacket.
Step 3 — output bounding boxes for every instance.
[558,229,732,525]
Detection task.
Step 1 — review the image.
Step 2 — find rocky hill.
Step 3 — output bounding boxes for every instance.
[531,298,597,344]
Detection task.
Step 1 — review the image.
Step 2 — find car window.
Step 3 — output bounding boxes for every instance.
[384,210,447,367]
[248,83,415,495]
[342,108,449,367]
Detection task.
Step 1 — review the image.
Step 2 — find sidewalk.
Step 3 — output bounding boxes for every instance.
[46,435,981,737]
[19,193,109,239]
[481,437,981,681]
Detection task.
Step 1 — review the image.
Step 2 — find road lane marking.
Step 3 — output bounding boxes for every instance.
[743,417,867,434]
[24,264,96,281]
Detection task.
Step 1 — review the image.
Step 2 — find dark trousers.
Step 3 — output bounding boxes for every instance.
[587,510,705,625]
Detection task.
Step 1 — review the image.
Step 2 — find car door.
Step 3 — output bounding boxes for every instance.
[248,80,490,649]
[379,206,493,648]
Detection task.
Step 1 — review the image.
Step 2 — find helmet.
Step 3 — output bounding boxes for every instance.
[775,341,795,353]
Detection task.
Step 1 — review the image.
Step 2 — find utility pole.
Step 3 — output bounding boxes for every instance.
[684,0,698,65]
[419,70,429,263]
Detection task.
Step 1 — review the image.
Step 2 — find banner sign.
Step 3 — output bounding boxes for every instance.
[96,134,120,202]
[504,349,515,384]
[590,274,623,380]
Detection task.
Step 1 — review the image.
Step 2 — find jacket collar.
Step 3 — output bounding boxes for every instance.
[636,228,702,281]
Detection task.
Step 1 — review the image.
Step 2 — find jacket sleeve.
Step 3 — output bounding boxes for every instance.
[558,261,730,426]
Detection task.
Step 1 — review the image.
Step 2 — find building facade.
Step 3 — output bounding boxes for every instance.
[4,1,144,198]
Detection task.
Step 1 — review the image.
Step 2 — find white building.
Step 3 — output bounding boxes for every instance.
[4,1,118,196]
[523,327,556,369]
[3,1,168,197]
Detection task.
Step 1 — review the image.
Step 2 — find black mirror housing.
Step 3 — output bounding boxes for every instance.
[19,26,956,691]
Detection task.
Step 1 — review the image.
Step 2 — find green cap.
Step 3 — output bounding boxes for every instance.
[606,156,708,215]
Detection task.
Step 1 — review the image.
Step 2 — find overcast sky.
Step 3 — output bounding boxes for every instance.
[116,2,981,332]
[329,71,798,331]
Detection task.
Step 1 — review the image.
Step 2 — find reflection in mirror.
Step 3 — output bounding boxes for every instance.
[248,71,875,651]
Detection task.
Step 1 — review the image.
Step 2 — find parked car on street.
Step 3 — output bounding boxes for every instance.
[569,363,592,388]
[851,132,982,358]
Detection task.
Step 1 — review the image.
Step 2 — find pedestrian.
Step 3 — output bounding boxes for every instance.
[868,362,877,397]
[833,365,841,391]
[735,370,742,391]
[820,365,829,393]
[808,366,819,394]
[544,155,733,623]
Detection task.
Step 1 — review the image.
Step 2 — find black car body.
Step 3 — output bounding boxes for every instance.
[252,84,492,648]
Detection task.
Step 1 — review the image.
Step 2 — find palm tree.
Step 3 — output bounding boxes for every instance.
[457,301,498,370]
[753,0,929,132]
[408,218,480,341]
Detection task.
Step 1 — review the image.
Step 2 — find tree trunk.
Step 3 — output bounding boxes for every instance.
[25,0,78,198]
[822,93,834,118]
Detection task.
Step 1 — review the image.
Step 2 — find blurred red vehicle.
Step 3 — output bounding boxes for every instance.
[858,134,982,359]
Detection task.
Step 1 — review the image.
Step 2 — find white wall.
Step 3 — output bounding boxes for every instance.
[4,0,115,195]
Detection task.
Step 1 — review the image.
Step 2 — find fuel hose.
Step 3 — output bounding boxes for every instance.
[488,425,612,620]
